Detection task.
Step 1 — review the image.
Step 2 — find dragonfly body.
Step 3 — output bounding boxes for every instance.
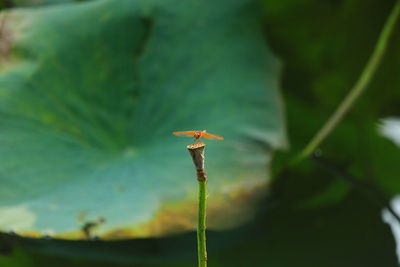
[173,130,224,142]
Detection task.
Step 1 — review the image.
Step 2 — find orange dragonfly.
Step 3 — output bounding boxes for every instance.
[173,130,224,142]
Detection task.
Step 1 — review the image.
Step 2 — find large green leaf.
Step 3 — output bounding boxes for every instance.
[11,0,77,7]
[0,0,286,239]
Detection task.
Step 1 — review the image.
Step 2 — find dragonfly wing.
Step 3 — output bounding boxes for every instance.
[203,132,224,140]
[173,131,196,137]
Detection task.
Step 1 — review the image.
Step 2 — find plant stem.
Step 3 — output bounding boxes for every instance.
[186,142,208,267]
[299,0,400,160]
[197,178,207,267]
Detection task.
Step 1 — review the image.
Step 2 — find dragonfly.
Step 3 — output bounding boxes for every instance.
[173,130,224,142]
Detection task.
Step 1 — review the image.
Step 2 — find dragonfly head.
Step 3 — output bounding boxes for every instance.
[194,131,202,139]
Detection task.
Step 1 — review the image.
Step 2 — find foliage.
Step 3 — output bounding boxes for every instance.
[1,0,400,266]
[0,0,285,239]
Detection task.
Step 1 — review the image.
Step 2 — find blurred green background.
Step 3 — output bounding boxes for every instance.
[0,0,399,266]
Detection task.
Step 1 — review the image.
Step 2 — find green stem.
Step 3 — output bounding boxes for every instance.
[197,178,207,267]
[299,0,400,160]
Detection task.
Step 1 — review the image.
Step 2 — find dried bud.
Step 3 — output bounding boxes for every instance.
[187,142,207,181]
